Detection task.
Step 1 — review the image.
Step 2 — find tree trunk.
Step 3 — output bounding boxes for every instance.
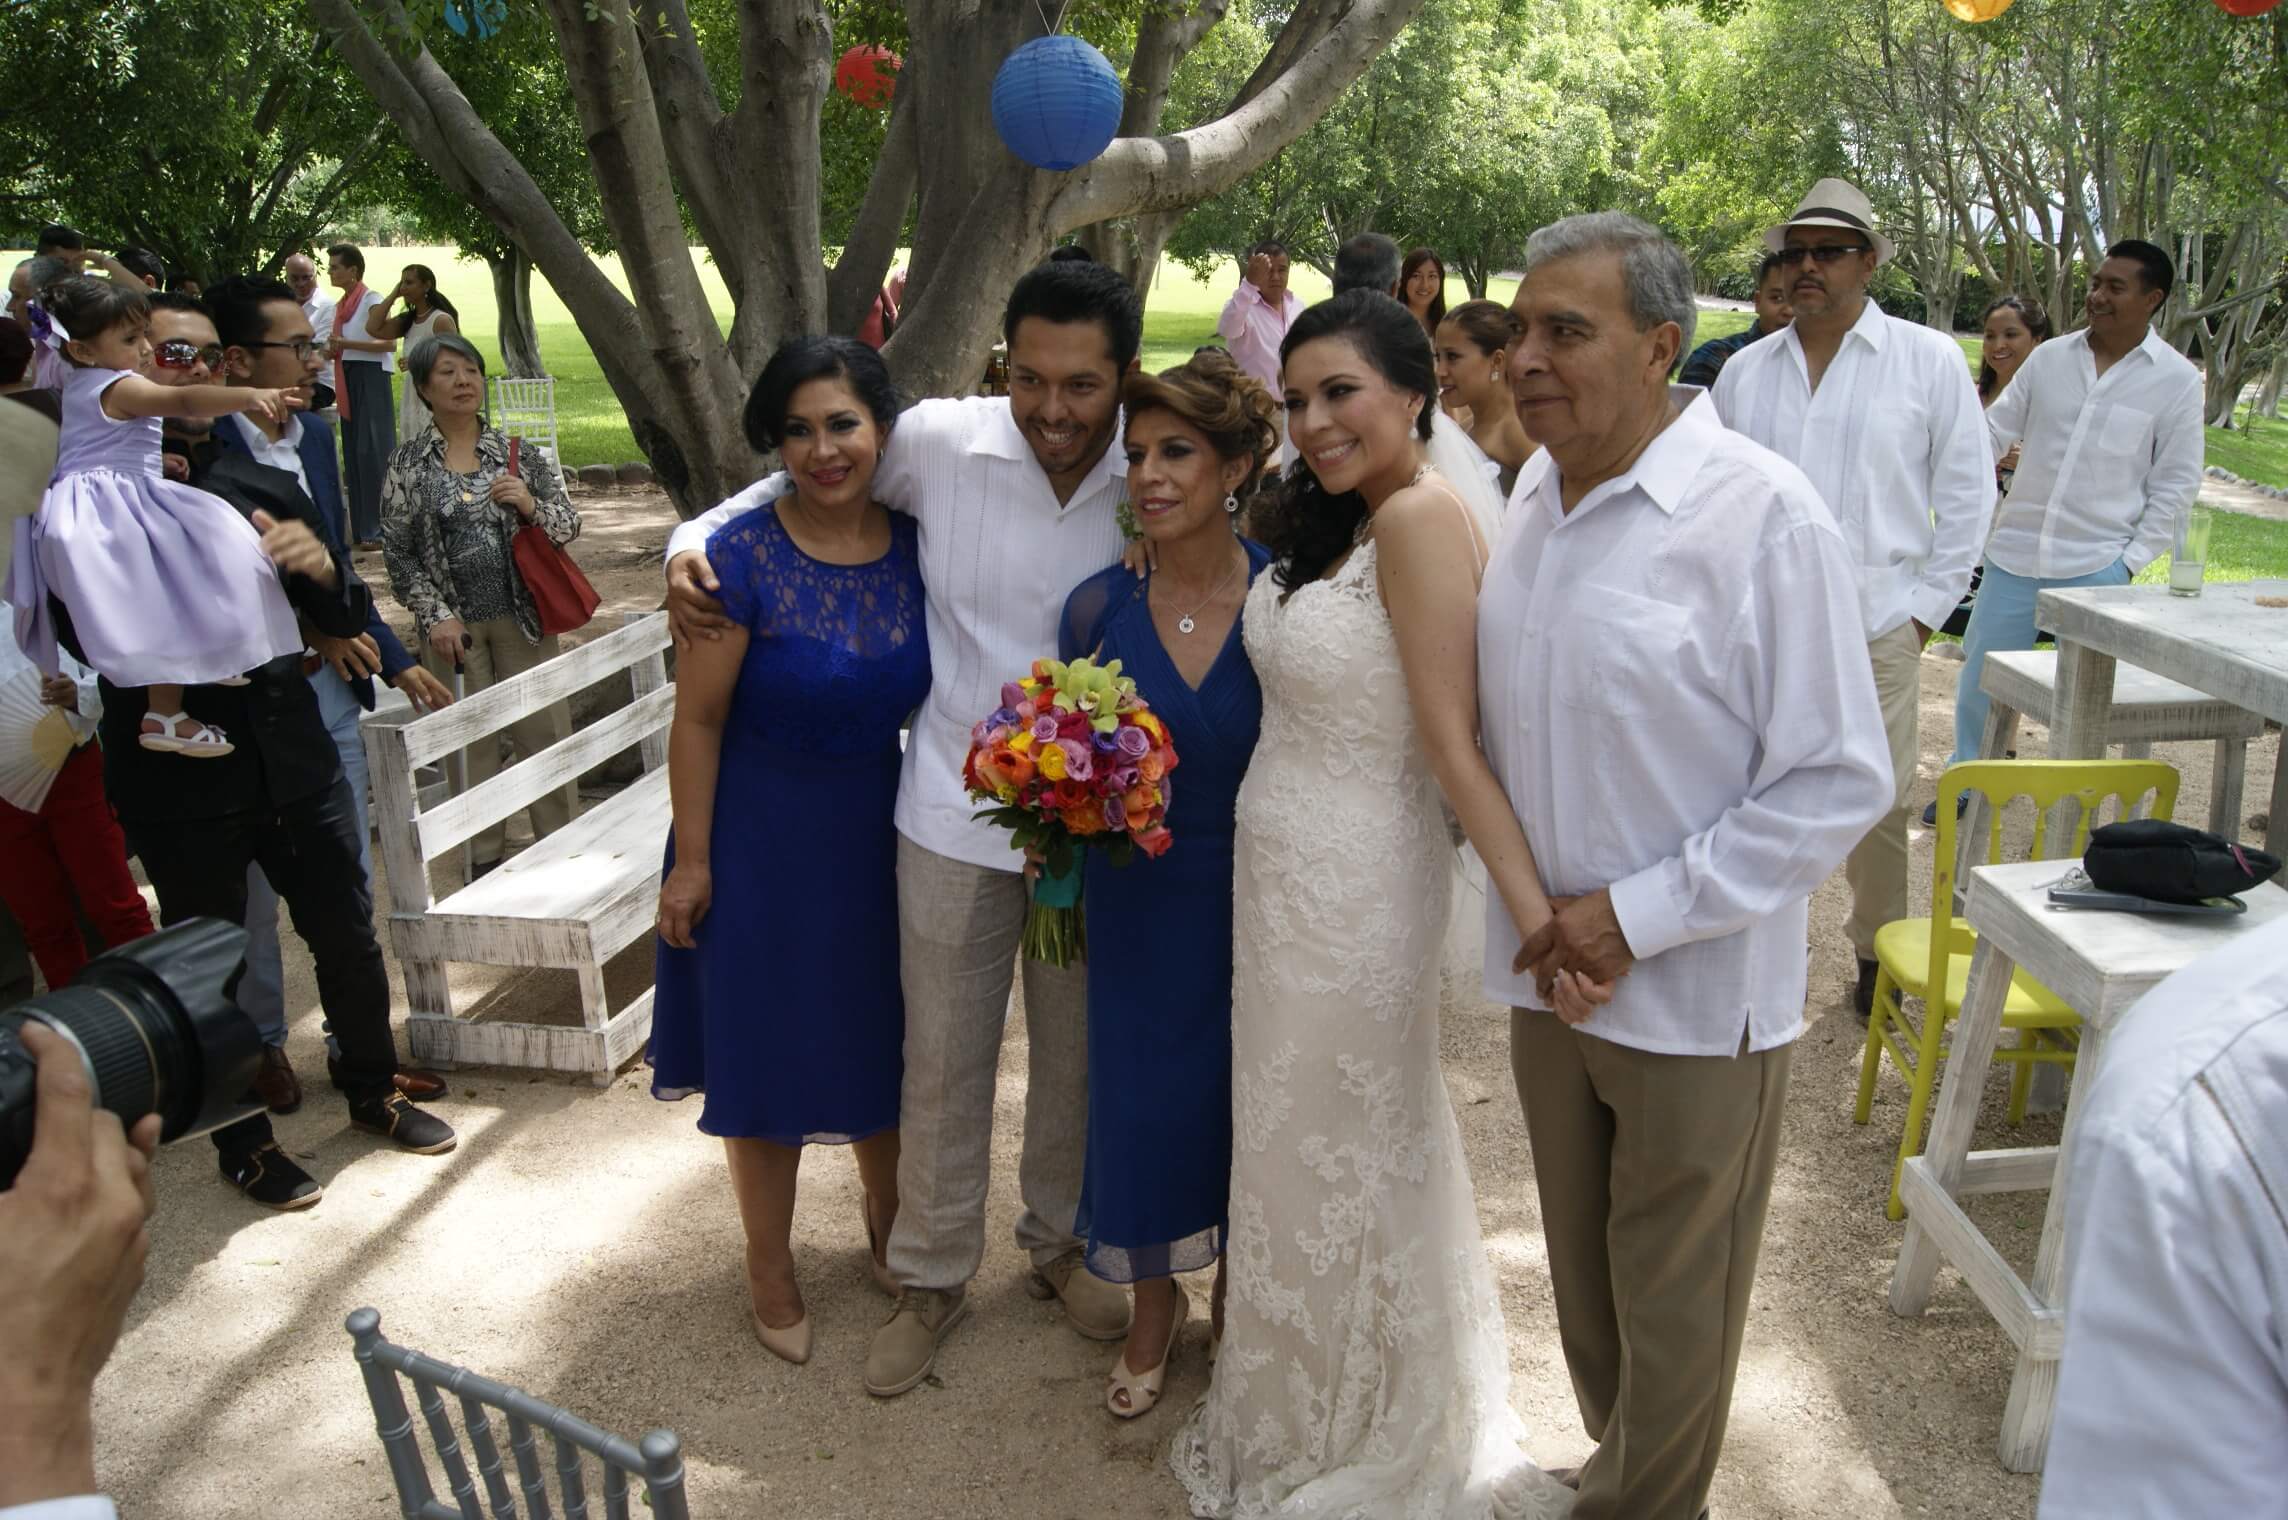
[488,248,546,377]
[319,0,1428,515]
[2256,347,2287,420]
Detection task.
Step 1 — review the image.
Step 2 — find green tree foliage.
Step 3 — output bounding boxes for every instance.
[1164,0,1660,295]
[0,0,382,281]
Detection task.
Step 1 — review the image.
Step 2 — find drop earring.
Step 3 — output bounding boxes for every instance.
[1223,493,1240,515]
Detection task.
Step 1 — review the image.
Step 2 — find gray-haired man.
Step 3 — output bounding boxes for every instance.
[1487,213,1892,1518]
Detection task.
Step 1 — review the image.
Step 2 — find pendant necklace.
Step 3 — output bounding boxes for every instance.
[1162,546,1245,635]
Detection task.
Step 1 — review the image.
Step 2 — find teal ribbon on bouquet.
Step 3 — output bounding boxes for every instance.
[1023,855,1085,967]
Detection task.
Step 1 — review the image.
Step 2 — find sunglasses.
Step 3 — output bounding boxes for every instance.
[1775,244,1872,267]
[153,339,225,370]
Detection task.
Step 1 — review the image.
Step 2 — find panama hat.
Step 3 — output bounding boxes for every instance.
[1764,178,1895,265]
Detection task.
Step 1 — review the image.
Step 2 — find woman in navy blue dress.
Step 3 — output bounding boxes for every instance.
[652,337,928,1367]
[1058,350,1279,1418]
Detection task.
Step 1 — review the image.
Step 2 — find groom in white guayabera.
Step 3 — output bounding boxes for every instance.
[1483,214,1895,1519]
[665,258,1140,1395]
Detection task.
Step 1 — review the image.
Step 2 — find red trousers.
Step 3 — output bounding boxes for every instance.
[0,741,154,989]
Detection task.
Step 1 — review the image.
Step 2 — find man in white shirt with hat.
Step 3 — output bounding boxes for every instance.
[1712,178,1993,1016]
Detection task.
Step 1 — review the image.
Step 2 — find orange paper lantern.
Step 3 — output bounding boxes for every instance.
[1941,0,2015,18]
[835,45,900,109]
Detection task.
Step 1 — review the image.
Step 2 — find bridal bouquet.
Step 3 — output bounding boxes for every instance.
[963,655,1177,966]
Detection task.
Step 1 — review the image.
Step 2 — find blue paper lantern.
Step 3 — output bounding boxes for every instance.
[991,36,1125,173]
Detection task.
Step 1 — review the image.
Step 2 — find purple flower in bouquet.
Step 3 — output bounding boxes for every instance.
[1115,725,1151,758]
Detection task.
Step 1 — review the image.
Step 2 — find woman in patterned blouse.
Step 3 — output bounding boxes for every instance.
[379,333,582,879]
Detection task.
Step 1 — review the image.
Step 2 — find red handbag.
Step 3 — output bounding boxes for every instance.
[503,437,600,636]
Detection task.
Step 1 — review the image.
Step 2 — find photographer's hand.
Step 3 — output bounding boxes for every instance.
[0,1023,159,1507]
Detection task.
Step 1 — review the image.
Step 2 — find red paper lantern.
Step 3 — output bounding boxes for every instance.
[835,45,901,109]
[2212,0,2282,14]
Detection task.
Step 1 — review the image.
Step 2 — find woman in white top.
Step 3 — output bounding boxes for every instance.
[366,263,461,440]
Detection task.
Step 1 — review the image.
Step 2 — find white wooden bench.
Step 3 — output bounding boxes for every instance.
[362,612,673,1085]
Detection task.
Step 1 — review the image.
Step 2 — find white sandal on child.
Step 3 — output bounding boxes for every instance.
[214,676,251,688]
[139,711,235,757]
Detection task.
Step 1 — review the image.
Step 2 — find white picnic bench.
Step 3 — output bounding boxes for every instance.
[361,612,673,1085]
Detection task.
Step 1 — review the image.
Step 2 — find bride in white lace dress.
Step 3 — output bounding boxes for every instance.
[1169,294,1594,1518]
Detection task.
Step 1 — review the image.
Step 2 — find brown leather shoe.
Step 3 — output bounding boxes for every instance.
[254,1046,303,1114]
[392,1068,450,1101]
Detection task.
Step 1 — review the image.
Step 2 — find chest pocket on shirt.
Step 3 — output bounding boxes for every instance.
[2090,403,2155,465]
[1555,588,1694,718]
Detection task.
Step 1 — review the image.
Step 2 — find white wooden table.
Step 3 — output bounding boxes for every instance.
[2037,581,2288,854]
[1888,859,2288,1472]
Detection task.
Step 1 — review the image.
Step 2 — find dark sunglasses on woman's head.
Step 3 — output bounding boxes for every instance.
[1774,243,1872,266]
[153,339,225,370]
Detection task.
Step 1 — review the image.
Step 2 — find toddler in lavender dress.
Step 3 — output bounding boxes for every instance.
[5,276,306,757]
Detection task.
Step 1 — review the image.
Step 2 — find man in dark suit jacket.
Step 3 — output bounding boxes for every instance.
[177,282,454,1114]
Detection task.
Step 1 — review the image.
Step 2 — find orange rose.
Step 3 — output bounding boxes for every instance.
[999,748,1037,787]
[1137,750,1166,783]
[1063,805,1108,836]
[1132,825,1173,858]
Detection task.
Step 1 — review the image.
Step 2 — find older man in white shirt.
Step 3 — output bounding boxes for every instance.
[1487,212,1892,1520]
[1712,178,1993,1017]
[2037,919,2288,1519]
[665,258,1137,1399]
[1944,239,2205,786]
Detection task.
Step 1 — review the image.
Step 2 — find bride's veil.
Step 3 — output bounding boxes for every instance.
[1424,409,1508,1016]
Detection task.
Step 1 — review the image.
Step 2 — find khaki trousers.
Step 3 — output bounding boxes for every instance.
[1845,622,1922,956]
[1512,1009,1791,1520]
[887,834,1090,1291]
[421,615,576,867]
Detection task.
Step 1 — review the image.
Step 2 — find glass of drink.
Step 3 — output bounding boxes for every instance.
[2170,505,2213,598]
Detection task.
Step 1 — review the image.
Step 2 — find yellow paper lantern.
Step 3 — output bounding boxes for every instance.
[1942,0,2015,18]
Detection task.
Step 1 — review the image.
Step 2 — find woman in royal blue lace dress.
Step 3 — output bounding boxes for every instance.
[651,336,928,1367]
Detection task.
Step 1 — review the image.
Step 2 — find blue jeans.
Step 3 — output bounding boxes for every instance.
[240,669,373,1046]
[1949,557,2133,769]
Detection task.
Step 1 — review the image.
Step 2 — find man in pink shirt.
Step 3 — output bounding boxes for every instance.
[1216,240,1301,394]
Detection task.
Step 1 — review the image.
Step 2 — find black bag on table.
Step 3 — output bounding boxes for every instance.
[2083,819,2282,905]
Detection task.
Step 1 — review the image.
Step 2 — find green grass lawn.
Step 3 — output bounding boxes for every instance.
[2206,407,2288,487]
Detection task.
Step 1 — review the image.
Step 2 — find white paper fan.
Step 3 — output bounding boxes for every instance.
[0,668,81,813]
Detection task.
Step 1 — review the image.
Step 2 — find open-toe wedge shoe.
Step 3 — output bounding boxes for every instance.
[1105,1282,1186,1420]
[139,711,234,757]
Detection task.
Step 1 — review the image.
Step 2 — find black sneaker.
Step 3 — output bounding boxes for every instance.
[220,1142,324,1211]
[348,1091,458,1155]
[1921,795,1970,827]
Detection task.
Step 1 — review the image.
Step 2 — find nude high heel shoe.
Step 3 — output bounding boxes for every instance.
[751,1305,813,1366]
[1105,1283,1187,1419]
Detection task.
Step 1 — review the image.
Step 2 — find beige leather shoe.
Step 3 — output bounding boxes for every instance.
[751,1306,812,1367]
[1026,1249,1133,1341]
[863,1287,968,1398]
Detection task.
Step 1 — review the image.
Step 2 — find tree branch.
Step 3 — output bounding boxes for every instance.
[828,76,918,335]
[1053,0,1430,231]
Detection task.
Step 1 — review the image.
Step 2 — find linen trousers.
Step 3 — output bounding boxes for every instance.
[125,776,401,1160]
[1844,621,1923,956]
[421,616,575,868]
[339,363,396,543]
[887,832,1091,1292]
[1513,1009,1791,1520]
[0,742,154,989]
[1947,557,2132,770]
[240,668,375,1047]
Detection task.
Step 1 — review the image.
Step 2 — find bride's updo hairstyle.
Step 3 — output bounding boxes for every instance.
[1120,346,1281,499]
[1258,290,1437,593]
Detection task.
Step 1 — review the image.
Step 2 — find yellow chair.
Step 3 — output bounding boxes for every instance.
[1853,758,2179,1219]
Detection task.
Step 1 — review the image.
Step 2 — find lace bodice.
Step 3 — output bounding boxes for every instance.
[707,504,928,757]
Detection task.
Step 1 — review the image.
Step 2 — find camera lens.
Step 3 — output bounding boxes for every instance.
[0,918,262,1187]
